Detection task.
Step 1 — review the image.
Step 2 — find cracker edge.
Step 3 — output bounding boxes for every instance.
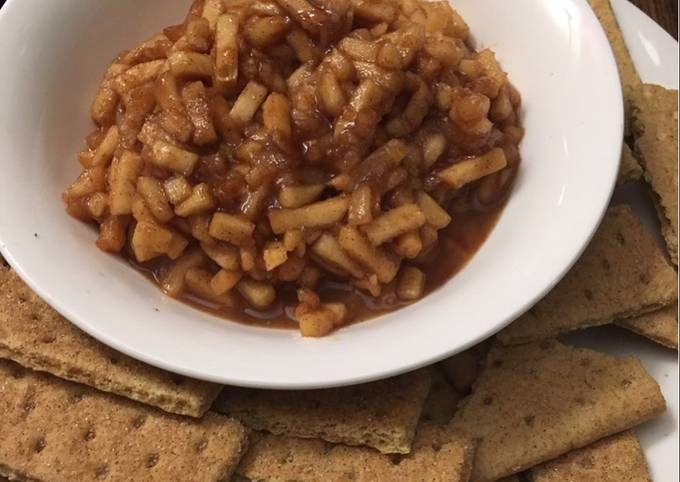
[0,267,222,418]
[528,430,651,482]
[616,303,678,349]
[450,340,666,481]
[236,425,477,482]
[497,205,678,345]
[0,344,223,418]
[214,369,432,455]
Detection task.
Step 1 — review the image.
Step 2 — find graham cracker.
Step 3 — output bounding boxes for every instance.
[440,340,492,394]
[214,369,431,454]
[529,431,651,482]
[0,360,248,482]
[498,205,677,345]
[236,423,475,482]
[587,0,641,133]
[617,143,643,184]
[630,83,679,265]
[617,302,678,350]
[449,340,665,482]
[0,267,222,417]
[421,366,461,425]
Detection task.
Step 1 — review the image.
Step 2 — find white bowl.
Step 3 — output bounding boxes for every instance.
[0,0,622,388]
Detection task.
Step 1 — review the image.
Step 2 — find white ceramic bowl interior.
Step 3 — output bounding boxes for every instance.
[0,0,622,388]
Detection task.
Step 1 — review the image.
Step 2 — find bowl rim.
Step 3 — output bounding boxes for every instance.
[0,0,623,388]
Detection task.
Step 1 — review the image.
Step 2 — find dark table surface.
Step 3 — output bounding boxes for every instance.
[0,0,674,36]
[630,0,678,38]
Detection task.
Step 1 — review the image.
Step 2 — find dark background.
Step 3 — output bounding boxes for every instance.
[0,0,675,37]
[632,0,678,38]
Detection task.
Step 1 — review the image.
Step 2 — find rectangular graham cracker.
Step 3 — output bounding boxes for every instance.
[617,302,678,350]
[236,423,475,482]
[0,360,248,482]
[529,431,651,482]
[587,0,641,133]
[421,366,461,425]
[630,83,679,265]
[617,143,643,184]
[449,340,665,482]
[498,205,677,345]
[0,267,222,417]
[214,369,431,454]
